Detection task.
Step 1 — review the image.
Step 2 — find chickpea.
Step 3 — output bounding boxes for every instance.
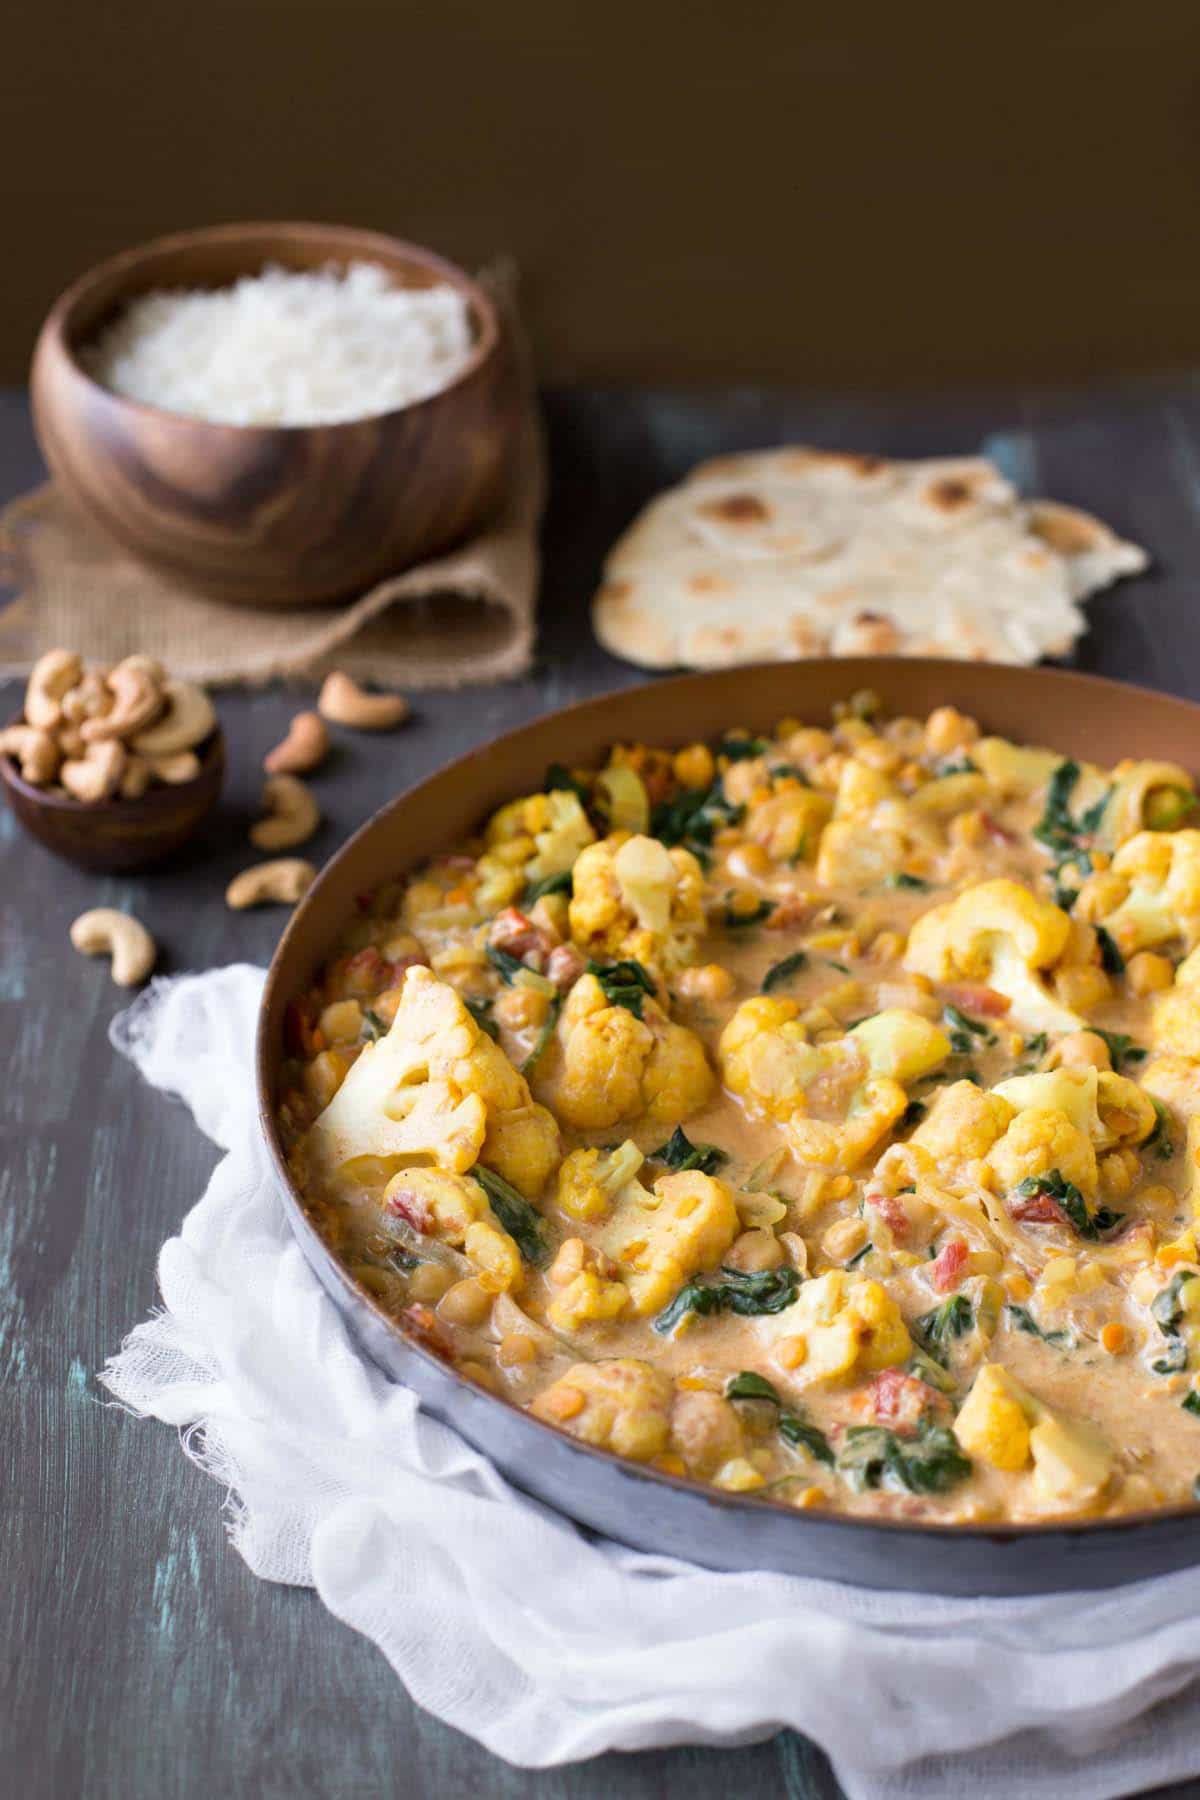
[1053,965,1112,1010]
[854,736,903,774]
[949,810,987,849]
[1127,951,1174,994]
[727,842,770,879]
[724,1227,785,1272]
[1100,1147,1141,1200]
[495,985,550,1031]
[1048,1030,1112,1072]
[498,1332,538,1367]
[677,962,736,1003]
[924,706,979,757]
[409,1262,455,1304]
[318,999,364,1043]
[1072,871,1130,924]
[437,1278,494,1328]
[821,1216,868,1263]
[673,743,715,789]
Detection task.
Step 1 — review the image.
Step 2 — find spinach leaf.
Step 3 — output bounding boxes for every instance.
[886,872,932,891]
[943,1003,996,1053]
[463,995,499,1041]
[545,762,589,805]
[899,1099,927,1129]
[1153,1340,1190,1376]
[824,958,851,974]
[1095,925,1125,975]
[843,1243,872,1270]
[522,868,573,906]
[473,1166,547,1265]
[937,757,979,777]
[725,1370,834,1463]
[587,957,656,1017]
[725,1370,781,1404]
[721,895,774,931]
[762,949,809,992]
[520,995,562,1075]
[1091,1029,1146,1071]
[719,734,768,761]
[914,1294,974,1365]
[837,1420,971,1495]
[778,1411,835,1466]
[361,1007,388,1042]
[1146,1097,1175,1161]
[651,1125,727,1176]
[654,1265,802,1334]
[1182,1391,1200,1418]
[1012,1168,1123,1240]
[1005,1303,1074,1349]
[1034,761,1112,890]
[486,944,526,984]
[650,777,742,866]
[1151,1270,1198,1336]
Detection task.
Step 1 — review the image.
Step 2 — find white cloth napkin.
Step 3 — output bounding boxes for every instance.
[101,967,1200,1799]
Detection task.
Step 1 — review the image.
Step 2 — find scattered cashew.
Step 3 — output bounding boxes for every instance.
[81,658,165,744]
[317,671,409,731]
[60,740,126,802]
[0,724,61,785]
[119,756,154,800]
[57,724,87,758]
[25,648,83,730]
[61,670,114,725]
[69,908,157,987]
[264,711,329,775]
[146,750,202,785]
[251,774,321,851]
[226,858,317,910]
[132,679,216,755]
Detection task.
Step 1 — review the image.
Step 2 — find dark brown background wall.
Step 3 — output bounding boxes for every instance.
[4,1,1199,390]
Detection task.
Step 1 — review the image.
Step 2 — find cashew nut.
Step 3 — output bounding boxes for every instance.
[264,711,329,775]
[119,755,154,800]
[61,670,114,725]
[25,648,83,730]
[81,658,165,744]
[317,671,409,731]
[226,858,317,910]
[146,750,202,785]
[57,724,87,759]
[60,740,126,802]
[250,775,321,851]
[0,724,61,785]
[132,679,216,755]
[69,908,156,987]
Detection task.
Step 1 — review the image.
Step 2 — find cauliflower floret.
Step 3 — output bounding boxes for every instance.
[601,1169,741,1316]
[815,769,945,889]
[954,1363,1114,1504]
[540,973,714,1132]
[848,1009,951,1083]
[994,1065,1156,1150]
[554,1140,645,1223]
[1095,830,1200,956]
[903,878,1083,1034]
[530,1359,673,1460]
[306,967,559,1196]
[485,788,596,883]
[972,739,1065,798]
[1101,760,1196,848]
[382,1167,522,1292]
[545,1238,631,1332]
[911,1081,1016,1164]
[786,1079,908,1173]
[719,996,827,1121]
[986,1107,1099,1200]
[755,1269,911,1387]
[568,835,705,971]
[954,1364,1032,1471]
[1153,944,1200,1062]
[745,786,833,862]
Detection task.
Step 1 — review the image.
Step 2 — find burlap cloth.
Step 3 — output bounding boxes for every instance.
[0,280,543,690]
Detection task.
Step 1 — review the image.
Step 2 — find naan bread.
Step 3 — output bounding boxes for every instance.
[592,448,1148,669]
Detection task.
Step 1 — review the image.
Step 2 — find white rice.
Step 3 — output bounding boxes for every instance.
[80,262,476,426]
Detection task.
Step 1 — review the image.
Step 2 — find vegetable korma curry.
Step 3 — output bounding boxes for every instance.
[277,696,1200,1523]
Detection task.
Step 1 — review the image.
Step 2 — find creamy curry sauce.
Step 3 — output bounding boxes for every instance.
[277,698,1200,1524]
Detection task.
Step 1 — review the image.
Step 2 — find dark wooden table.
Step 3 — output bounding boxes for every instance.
[6,381,1200,1800]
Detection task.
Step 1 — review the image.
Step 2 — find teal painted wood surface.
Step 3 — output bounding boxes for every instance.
[5,381,1200,1799]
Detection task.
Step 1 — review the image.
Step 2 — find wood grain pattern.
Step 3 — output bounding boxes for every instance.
[6,380,1200,1798]
[30,224,518,607]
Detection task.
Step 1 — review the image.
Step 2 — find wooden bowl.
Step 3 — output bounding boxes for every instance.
[259,659,1200,1597]
[0,725,225,871]
[30,223,518,608]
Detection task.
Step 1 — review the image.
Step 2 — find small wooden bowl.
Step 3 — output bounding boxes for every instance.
[0,726,225,871]
[30,223,518,608]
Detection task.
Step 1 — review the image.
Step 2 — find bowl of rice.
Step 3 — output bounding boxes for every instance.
[30,222,518,607]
